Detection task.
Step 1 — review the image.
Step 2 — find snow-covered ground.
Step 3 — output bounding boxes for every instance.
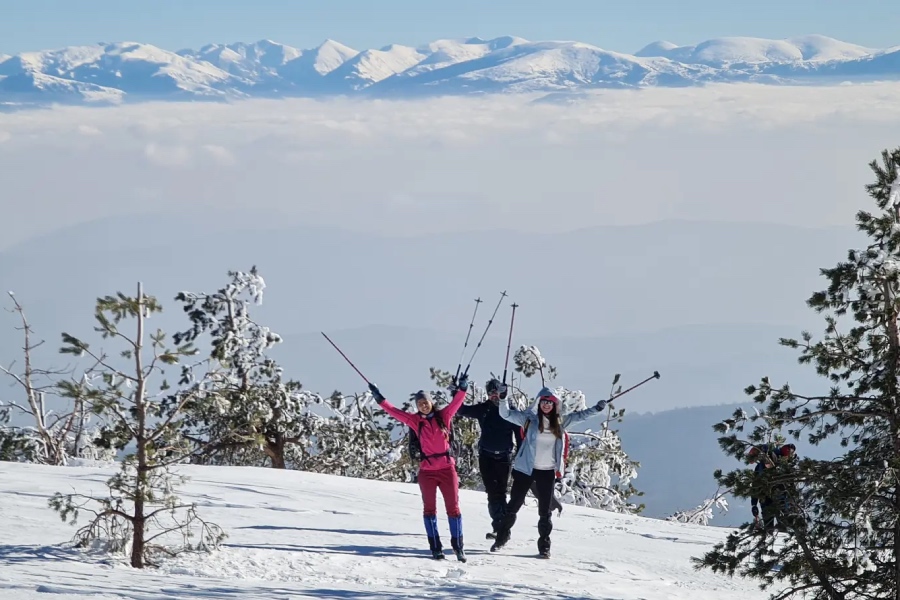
[0,461,769,599]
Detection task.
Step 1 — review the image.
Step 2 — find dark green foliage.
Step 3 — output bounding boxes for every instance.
[695,148,900,600]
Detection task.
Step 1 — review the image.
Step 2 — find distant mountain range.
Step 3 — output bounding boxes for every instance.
[0,34,898,107]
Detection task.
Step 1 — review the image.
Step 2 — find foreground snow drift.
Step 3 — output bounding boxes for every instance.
[0,462,768,599]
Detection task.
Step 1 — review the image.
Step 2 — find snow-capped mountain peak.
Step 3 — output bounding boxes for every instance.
[307,39,359,74]
[635,34,877,66]
[785,34,874,61]
[0,33,896,107]
[327,43,428,88]
[634,40,679,57]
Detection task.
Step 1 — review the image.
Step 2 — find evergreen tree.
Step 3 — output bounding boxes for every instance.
[49,283,225,568]
[695,147,900,600]
[171,267,323,469]
[289,390,409,480]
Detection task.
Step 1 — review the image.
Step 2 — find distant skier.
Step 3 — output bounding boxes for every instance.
[369,375,469,562]
[748,443,798,534]
[490,386,606,558]
[456,378,523,539]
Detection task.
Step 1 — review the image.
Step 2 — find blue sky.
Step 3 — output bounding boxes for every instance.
[2,0,899,54]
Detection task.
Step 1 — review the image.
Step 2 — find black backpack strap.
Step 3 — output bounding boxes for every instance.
[419,412,453,463]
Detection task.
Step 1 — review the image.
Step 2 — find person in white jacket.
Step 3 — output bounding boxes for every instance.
[491,386,606,558]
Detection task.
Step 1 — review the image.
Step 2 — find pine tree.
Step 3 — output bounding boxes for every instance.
[289,390,408,480]
[49,283,225,568]
[695,147,900,600]
[171,267,322,469]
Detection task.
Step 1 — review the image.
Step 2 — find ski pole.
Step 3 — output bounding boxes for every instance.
[502,302,518,385]
[608,370,660,402]
[462,290,507,378]
[455,297,482,382]
[321,332,371,385]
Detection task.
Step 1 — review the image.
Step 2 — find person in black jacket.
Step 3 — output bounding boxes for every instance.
[457,378,522,539]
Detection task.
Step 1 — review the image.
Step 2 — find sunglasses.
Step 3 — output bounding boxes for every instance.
[539,398,555,404]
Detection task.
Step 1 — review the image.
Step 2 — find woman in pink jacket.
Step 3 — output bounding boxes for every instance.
[368,374,469,562]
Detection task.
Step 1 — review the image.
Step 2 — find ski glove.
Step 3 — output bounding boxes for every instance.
[368,383,385,403]
[457,373,469,391]
[594,399,607,411]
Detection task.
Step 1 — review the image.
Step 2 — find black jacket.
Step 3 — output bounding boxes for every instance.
[457,400,521,458]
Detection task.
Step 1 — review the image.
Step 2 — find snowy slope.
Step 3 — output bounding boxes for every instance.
[0,34,897,104]
[178,39,303,80]
[372,40,717,95]
[0,461,769,599]
[396,36,530,78]
[274,39,360,91]
[0,70,124,103]
[636,35,874,65]
[325,43,429,91]
[0,42,243,101]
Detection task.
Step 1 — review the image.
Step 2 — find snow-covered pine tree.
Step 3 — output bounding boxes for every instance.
[0,291,95,465]
[695,148,900,600]
[667,488,729,526]
[290,390,408,481]
[49,283,225,569]
[170,267,323,469]
[512,345,643,514]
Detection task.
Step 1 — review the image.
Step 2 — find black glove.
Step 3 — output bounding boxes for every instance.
[457,373,469,391]
[368,382,385,403]
[594,399,607,411]
[751,505,759,518]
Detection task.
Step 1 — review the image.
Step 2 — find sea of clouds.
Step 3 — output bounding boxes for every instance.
[2,82,900,249]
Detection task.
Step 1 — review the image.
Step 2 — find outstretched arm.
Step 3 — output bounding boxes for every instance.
[369,384,418,428]
[441,386,469,421]
[562,399,607,429]
[499,397,535,427]
[456,401,487,420]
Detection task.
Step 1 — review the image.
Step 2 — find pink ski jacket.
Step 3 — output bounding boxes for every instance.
[378,388,467,471]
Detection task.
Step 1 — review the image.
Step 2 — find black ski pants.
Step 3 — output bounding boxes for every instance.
[496,467,557,553]
[478,450,513,532]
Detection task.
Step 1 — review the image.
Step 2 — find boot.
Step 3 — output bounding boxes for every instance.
[487,499,505,538]
[490,526,512,552]
[451,536,466,562]
[448,515,466,562]
[424,515,444,559]
[490,511,516,551]
[537,515,552,558]
[428,536,445,559]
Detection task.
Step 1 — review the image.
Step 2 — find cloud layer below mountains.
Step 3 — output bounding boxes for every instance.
[2,82,900,249]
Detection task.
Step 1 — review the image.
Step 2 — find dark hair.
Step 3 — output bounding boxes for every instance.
[538,408,563,439]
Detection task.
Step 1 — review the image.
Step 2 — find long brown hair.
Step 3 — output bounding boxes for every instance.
[538,409,563,439]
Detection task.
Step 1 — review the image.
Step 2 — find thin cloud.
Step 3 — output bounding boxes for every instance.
[0,83,899,249]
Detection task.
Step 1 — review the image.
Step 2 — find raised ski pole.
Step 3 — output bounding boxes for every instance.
[462,290,507,378]
[608,370,661,402]
[501,302,518,385]
[321,332,372,385]
[455,297,483,383]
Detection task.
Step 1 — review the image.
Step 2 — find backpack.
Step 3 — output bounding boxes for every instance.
[407,411,461,462]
